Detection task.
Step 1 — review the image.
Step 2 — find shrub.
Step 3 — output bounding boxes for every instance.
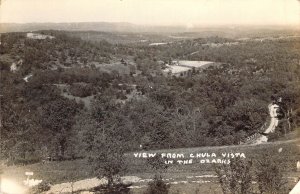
[69,83,95,97]
[144,175,170,194]
[255,156,288,194]
[93,183,131,194]
[29,181,51,194]
[214,158,253,194]
[89,136,128,191]
[147,155,168,172]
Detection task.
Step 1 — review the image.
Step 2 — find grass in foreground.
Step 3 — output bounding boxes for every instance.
[2,138,300,187]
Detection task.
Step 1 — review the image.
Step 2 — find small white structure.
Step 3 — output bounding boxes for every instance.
[10,59,23,72]
[23,74,33,82]
[27,33,55,40]
[25,171,33,185]
[23,171,43,187]
[10,62,18,72]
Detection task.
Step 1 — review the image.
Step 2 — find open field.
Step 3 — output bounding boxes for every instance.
[2,136,300,193]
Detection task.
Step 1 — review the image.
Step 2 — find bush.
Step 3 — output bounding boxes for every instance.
[29,181,51,194]
[69,83,95,97]
[89,137,127,190]
[0,60,11,71]
[144,175,170,194]
[93,183,131,194]
[255,156,288,194]
[214,158,253,194]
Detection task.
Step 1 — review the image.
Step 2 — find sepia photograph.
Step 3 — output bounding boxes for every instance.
[0,0,300,193]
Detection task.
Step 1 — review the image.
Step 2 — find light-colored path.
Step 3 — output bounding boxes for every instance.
[250,103,280,144]
[264,103,279,134]
[46,176,141,194]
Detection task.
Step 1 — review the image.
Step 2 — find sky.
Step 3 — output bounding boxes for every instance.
[0,0,300,26]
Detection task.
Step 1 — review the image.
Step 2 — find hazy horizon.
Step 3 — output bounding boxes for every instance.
[1,0,300,27]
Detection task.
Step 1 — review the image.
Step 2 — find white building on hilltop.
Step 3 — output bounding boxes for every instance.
[26,33,55,40]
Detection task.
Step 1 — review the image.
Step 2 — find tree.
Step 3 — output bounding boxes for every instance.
[90,136,127,189]
[224,99,268,136]
[39,97,80,158]
[255,156,287,194]
[87,121,130,194]
[145,155,170,194]
[86,96,129,192]
[215,158,253,194]
[144,175,170,194]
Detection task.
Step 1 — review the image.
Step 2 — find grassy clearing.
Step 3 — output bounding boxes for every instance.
[275,128,300,141]
[2,138,300,191]
[129,182,223,194]
[127,138,300,173]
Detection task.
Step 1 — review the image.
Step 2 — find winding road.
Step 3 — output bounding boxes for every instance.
[244,103,280,145]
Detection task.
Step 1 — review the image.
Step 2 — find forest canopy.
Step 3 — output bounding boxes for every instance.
[0,30,300,164]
